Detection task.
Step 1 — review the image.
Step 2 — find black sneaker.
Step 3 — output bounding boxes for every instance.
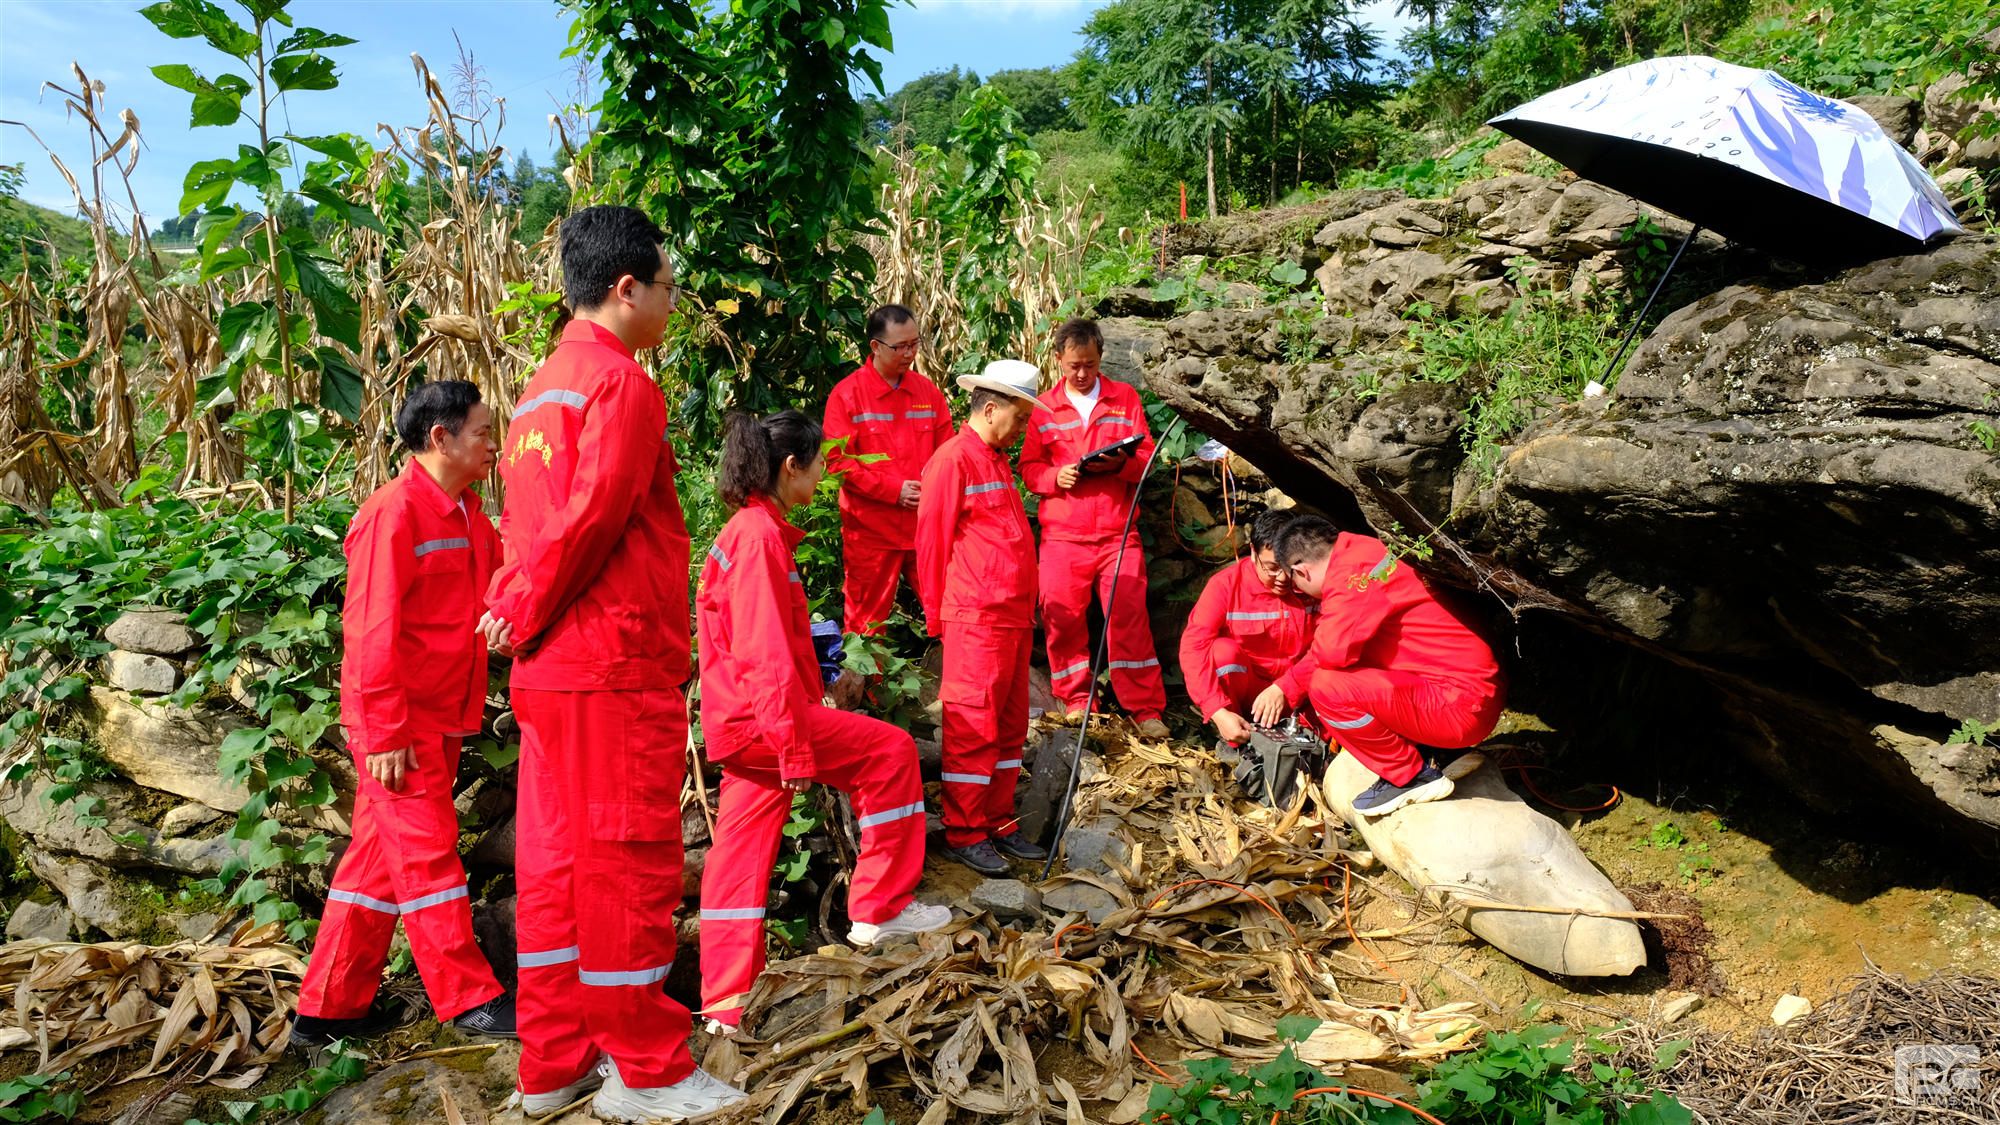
[452,993,517,1039]
[1352,765,1454,818]
[944,839,1010,876]
[289,1005,399,1050]
[992,831,1048,861]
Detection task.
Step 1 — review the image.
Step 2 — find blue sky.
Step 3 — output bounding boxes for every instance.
[1,0,1407,227]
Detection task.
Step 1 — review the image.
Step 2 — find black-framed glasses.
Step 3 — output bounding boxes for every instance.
[871,337,921,354]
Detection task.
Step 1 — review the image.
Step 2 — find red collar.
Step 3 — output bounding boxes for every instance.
[560,317,636,359]
[747,492,807,549]
[401,459,467,519]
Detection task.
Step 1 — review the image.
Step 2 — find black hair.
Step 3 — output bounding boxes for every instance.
[717,409,824,508]
[1052,316,1104,356]
[395,380,482,453]
[1248,510,1297,553]
[967,387,1018,415]
[866,303,915,343]
[559,205,666,312]
[1272,513,1339,568]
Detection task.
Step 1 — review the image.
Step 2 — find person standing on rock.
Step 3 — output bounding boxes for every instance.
[694,410,950,1034]
[1273,515,1504,817]
[1019,318,1171,741]
[822,304,953,636]
[480,206,745,1121]
[1178,510,1319,747]
[915,361,1048,876]
[292,380,515,1049]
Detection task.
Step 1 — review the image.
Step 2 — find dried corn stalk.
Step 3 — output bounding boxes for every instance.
[0,922,305,1091]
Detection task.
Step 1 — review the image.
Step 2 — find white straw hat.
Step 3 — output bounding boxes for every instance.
[956,359,1042,405]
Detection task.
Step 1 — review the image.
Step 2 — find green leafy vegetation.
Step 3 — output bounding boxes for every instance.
[1143,1010,1693,1124]
[0,483,355,940]
[0,1072,80,1122]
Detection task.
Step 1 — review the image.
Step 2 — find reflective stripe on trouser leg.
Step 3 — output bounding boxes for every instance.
[513,687,696,1094]
[1210,637,1275,717]
[298,782,397,1019]
[1307,667,1502,787]
[940,621,1030,847]
[1097,536,1168,720]
[1038,537,1100,710]
[809,706,926,926]
[842,541,914,637]
[697,767,791,1019]
[983,628,1033,840]
[301,734,500,1022]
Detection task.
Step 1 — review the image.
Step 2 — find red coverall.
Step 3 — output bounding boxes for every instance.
[1303,533,1505,786]
[823,359,952,635]
[916,427,1037,848]
[694,495,926,1025]
[1019,377,1167,721]
[299,462,503,1024]
[486,320,696,1095]
[1176,556,1318,725]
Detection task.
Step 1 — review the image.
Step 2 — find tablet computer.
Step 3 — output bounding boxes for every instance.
[1080,434,1142,465]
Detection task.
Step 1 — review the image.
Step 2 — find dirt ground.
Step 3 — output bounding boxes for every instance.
[1334,718,2000,1039]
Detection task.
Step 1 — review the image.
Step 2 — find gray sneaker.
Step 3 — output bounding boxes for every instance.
[593,1062,747,1122]
[516,1056,608,1118]
[944,838,1010,876]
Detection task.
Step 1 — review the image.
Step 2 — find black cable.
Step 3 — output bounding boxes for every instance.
[1599,224,1700,387]
[1040,414,1188,881]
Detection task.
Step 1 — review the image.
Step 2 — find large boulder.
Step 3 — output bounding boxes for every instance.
[1148,232,2000,852]
[0,774,237,877]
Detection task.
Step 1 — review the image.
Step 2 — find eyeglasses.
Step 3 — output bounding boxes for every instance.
[621,278,681,303]
[871,337,922,354]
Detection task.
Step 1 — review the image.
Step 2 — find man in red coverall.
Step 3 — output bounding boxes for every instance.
[1177,511,1318,748]
[292,381,512,1049]
[1019,318,1170,740]
[481,206,745,1121]
[823,305,952,636]
[915,360,1047,877]
[1274,514,1504,817]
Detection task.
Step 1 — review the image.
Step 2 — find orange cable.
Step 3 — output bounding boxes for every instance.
[1147,878,1298,940]
[1130,1040,1175,1080]
[1278,1086,1450,1125]
[1050,921,1094,955]
[1503,763,1622,813]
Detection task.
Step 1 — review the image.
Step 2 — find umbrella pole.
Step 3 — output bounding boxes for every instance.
[1598,224,1700,386]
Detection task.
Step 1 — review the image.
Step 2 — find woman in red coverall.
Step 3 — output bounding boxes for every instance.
[694,411,952,1036]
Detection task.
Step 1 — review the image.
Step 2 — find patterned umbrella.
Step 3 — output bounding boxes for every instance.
[1490,55,1965,265]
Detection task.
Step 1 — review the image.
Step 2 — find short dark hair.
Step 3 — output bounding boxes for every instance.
[1249,510,1296,553]
[967,387,1018,415]
[1052,317,1103,356]
[1272,513,1339,568]
[717,409,824,508]
[395,380,482,453]
[866,304,915,342]
[559,205,665,312]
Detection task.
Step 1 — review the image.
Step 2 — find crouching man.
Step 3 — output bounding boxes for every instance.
[1273,515,1504,816]
[293,380,513,1047]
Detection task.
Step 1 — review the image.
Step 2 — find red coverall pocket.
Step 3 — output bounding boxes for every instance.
[353,737,432,801]
[585,800,679,841]
[938,672,996,712]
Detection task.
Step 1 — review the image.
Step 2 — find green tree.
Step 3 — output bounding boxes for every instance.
[986,67,1076,134]
[867,65,982,149]
[567,0,894,444]
[143,0,381,516]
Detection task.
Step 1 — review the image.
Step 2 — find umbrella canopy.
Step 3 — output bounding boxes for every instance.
[1489,55,1965,266]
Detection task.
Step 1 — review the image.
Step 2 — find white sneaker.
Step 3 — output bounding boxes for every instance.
[847,900,953,947]
[517,1056,609,1118]
[593,1062,747,1122]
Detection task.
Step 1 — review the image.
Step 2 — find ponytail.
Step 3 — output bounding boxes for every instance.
[716,409,825,508]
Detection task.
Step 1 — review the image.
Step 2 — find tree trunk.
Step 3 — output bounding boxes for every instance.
[1204,57,1218,219]
[1269,92,1279,206]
